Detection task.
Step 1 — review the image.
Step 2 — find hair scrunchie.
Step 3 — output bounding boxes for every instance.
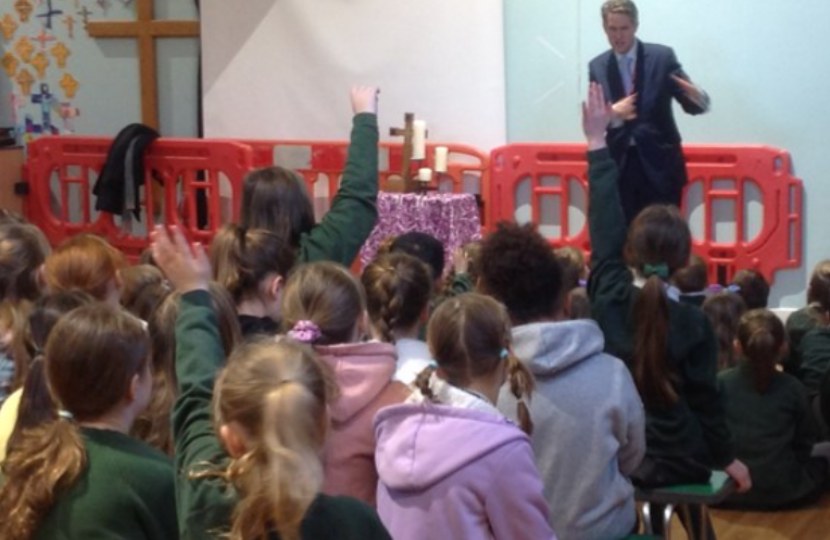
[643,263,669,280]
[287,320,323,344]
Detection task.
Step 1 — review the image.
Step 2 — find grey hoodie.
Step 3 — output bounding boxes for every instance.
[498,319,645,540]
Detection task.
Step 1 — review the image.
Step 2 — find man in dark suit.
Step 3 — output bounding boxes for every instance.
[589,0,709,225]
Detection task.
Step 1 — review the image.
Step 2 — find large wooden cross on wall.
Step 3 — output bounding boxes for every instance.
[85,0,200,131]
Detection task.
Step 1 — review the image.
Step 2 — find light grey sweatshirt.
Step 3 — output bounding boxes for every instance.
[498,319,645,540]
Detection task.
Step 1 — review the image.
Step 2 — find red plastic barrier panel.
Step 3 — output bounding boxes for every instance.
[683,145,803,285]
[490,143,591,250]
[25,136,255,260]
[489,143,803,285]
[242,140,492,230]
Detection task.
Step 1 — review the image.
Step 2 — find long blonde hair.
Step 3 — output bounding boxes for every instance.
[214,338,336,540]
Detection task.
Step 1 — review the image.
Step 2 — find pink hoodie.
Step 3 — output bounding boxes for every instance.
[374,377,556,540]
[315,341,411,507]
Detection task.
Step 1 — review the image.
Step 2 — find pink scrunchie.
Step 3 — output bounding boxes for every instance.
[287,320,323,344]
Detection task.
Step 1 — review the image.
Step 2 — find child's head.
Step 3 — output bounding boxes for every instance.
[731,269,770,310]
[0,303,151,540]
[424,293,535,434]
[44,234,127,305]
[624,205,691,410]
[460,241,483,285]
[736,309,786,393]
[46,303,151,421]
[8,291,95,449]
[119,264,170,321]
[214,338,336,540]
[672,254,708,294]
[361,252,432,343]
[625,205,691,277]
[554,245,588,292]
[807,260,830,316]
[478,222,563,325]
[210,224,296,320]
[239,167,315,248]
[282,262,366,346]
[390,232,446,285]
[0,222,50,303]
[138,283,241,454]
[702,292,747,370]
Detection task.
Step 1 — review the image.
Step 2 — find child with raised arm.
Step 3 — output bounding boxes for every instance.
[152,225,391,540]
[240,86,380,267]
[583,82,751,538]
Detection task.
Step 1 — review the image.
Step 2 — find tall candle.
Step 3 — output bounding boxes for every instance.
[417,167,433,183]
[412,120,426,159]
[434,146,448,173]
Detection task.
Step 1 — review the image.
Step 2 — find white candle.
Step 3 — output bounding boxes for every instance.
[434,146,449,173]
[417,167,433,183]
[412,120,426,160]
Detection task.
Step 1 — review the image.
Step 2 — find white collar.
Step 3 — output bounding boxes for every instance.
[405,372,502,418]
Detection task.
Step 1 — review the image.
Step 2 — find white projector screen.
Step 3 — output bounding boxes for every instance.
[201,0,506,150]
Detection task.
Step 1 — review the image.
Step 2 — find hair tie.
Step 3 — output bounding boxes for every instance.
[500,348,509,360]
[58,410,74,421]
[727,284,741,293]
[643,263,669,280]
[287,320,323,344]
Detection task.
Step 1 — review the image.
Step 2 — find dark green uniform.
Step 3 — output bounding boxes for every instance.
[587,148,734,471]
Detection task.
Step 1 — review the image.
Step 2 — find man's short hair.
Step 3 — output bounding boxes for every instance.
[602,0,639,25]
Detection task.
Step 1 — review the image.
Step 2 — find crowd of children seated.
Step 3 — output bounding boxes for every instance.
[0,83,829,540]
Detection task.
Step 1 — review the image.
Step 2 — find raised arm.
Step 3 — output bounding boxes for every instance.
[151,226,234,536]
[299,86,380,266]
[583,83,632,300]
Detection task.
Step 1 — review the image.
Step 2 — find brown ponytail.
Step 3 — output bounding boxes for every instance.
[633,275,678,409]
[625,205,691,410]
[506,353,535,435]
[210,224,296,306]
[737,309,784,393]
[0,303,148,540]
[414,365,439,402]
[0,418,86,540]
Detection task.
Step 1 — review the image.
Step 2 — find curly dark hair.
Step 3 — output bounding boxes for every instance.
[478,222,562,325]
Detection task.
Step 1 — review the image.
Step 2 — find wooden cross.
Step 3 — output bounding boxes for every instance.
[390,113,419,193]
[85,0,200,131]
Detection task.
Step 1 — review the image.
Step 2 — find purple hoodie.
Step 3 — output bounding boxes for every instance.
[374,379,556,540]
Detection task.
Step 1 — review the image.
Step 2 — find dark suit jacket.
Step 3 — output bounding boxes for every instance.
[589,40,707,196]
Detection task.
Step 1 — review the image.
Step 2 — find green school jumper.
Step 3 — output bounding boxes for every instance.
[718,362,824,509]
[586,148,734,470]
[36,428,178,540]
[297,112,379,267]
[173,290,391,540]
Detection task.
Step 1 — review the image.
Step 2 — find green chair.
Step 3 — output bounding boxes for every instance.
[635,470,735,540]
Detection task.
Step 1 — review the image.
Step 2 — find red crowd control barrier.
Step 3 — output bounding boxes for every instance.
[683,145,803,285]
[490,143,590,250]
[25,136,255,260]
[22,137,802,285]
[243,140,491,229]
[489,144,803,285]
